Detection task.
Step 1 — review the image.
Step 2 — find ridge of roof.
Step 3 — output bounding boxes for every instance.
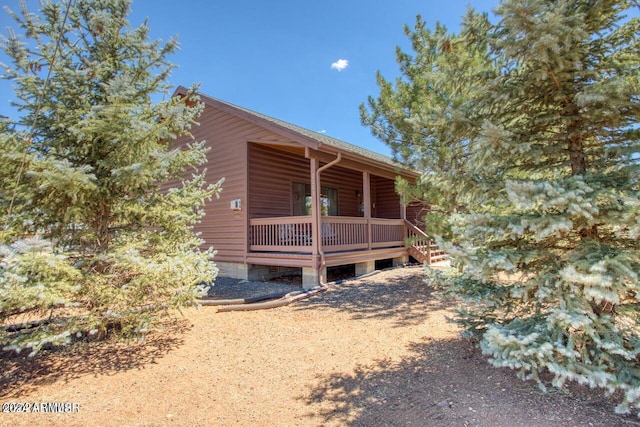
[192,89,401,168]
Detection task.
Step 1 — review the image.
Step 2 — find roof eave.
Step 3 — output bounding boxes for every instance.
[174,86,419,178]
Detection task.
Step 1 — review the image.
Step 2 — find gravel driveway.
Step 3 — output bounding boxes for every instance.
[1,265,634,426]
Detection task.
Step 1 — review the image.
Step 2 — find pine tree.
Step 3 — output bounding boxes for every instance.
[360,11,494,239]
[445,0,639,415]
[0,0,221,355]
[365,0,640,415]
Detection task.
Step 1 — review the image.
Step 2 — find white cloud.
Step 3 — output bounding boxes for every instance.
[331,59,349,72]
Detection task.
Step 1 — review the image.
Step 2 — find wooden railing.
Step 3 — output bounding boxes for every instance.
[404,220,431,249]
[404,220,445,264]
[248,216,446,264]
[249,216,406,253]
[320,217,368,251]
[249,216,313,252]
[370,218,405,248]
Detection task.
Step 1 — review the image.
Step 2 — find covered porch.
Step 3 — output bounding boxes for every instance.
[249,216,425,254]
[247,215,440,287]
[246,142,440,287]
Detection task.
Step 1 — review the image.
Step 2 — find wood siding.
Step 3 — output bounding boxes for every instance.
[248,143,307,218]
[406,202,428,228]
[173,105,284,263]
[170,96,426,268]
[248,144,367,219]
[372,175,401,219]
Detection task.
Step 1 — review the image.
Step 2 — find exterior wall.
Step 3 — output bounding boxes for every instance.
[370,175,428,227]
[174,105,279,264]
[406,201,428,228]
[248,143,365,218]
[248,143,309,218]
[328,167,363,217]
[371,175,401,219]
[248,143,412,220]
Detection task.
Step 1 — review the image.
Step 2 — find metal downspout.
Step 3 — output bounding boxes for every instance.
[315,153,342,284]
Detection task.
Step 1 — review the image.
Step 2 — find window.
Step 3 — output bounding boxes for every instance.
[292,182,338,216]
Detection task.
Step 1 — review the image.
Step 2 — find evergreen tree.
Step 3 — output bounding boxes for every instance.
[360,11,494,239]
[0,0,221,355]
[366,0,640,415]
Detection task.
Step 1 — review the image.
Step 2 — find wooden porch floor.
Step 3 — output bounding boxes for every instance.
[247,216,445,267]
[245,246,410,268]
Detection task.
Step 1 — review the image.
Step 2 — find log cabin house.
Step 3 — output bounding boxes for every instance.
[173,87,443,288]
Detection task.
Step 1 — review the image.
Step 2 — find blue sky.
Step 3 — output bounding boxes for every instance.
[2,1,499,157]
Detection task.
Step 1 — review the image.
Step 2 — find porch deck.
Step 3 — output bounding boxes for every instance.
[248,216,444,266]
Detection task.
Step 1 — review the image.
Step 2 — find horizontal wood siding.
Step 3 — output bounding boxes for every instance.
[248,143,308,218]
[372,175,401,219]
[406,202,428,228]
[248,144,365,218]
[329,168,362,217]
[173,105,283,263]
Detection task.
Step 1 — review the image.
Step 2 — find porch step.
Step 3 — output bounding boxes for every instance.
[429,250,447,263]
[408,245,447,265]
[408,246,426,264]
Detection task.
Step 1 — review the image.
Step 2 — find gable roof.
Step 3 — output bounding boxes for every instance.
[177,87,403,170]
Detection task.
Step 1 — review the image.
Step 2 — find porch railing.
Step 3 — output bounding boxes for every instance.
[249,216,313,252]
[404,220,432,252]
[404,220,443,264]
[249,216,405,253]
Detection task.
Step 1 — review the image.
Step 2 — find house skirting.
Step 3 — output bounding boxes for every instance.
[216,261,299,282]
[216,247,410,288]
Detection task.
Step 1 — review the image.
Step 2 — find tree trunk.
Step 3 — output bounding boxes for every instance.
[93,203,112,253]
[565,103,598,240]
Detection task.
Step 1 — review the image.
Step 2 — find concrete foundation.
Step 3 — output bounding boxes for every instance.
[302,267,325,289]
[355,260,376,276]
[392,255,409,266]
[216,262,299,282]
[216,261,250,280]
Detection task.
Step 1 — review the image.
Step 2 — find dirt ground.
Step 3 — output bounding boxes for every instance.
[1,266,638,427]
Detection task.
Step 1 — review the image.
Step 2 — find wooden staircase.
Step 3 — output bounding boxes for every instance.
[404,221,447,265]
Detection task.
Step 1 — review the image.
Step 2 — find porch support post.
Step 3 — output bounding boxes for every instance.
[310,157,320,286]
[362,171,371,218]
[363,171,371,250]
[310,157,319,256]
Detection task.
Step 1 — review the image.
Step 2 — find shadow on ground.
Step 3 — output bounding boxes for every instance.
[296,266,451,327]
[303,338,635,427]
[0,318,190,398]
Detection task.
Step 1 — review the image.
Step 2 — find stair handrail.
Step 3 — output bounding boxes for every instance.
[403,220,432,264]
[403,219,430,242]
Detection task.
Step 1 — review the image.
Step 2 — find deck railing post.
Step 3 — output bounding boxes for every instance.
[310,157,319,257]
[363,171,372,250]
